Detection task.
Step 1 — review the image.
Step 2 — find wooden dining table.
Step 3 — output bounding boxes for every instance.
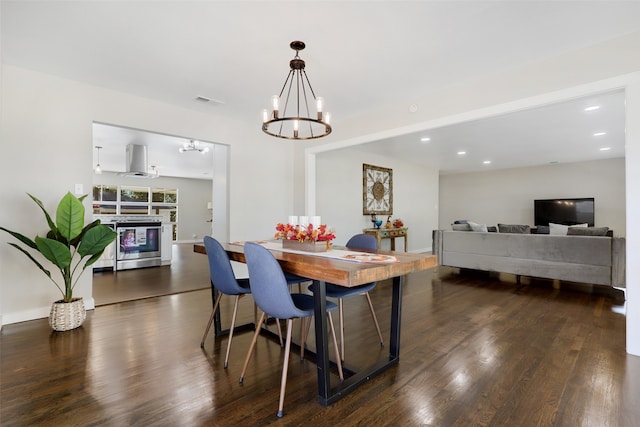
[194,241,437,406]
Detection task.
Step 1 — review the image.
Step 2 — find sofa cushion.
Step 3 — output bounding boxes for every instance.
[468,221,488,232]
[497,223,531,234]
[550,222,587,235]
[452,223,472,231]
[567,226,609,236]
[536,225,550,234]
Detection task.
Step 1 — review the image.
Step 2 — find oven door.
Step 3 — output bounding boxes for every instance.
[116,222,162,268]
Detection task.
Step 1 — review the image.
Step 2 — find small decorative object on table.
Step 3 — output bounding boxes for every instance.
[393,218,404,228]
[275,222,336,252]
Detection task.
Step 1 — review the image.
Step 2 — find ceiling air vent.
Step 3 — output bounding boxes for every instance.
[194,95,225,105]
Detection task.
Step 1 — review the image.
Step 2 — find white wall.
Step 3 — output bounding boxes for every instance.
[0,65,295,325]
[439,158,626,235]
[316,147,438,252]
[93,172,213,242]
[625,77,640,355]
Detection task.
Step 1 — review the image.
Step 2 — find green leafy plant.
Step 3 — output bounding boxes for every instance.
[0,192,117,302]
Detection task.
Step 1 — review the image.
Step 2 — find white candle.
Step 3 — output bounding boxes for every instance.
[299,216,309,228]
[288,216,298,226]
[310,216,321,227]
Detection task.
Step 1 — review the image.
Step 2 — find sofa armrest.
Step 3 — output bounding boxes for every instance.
[612,237,626,287]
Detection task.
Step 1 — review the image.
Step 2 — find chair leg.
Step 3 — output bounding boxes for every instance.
[277,318,294,418]
[274,318,284,347]
[365,292,384,346]
[253,301,258,327]
[200,292,223,347]
[223,295,241,368]
[239,312,266,383]
[327,312,344,381]
[261,312,284,347]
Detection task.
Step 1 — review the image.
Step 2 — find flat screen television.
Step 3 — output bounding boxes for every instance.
[534,198,595,227]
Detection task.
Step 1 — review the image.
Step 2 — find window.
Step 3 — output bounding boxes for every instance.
[120,186,149,203]
[92,185,118,215]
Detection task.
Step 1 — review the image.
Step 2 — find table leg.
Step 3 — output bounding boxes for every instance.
[312,275,405,406]
[389,275,403,357]
[312,280,331,401]
[390,238,396,251]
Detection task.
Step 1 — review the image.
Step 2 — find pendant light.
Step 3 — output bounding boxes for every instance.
[262,41,332,140]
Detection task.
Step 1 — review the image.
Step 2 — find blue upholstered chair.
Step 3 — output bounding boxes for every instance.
[239,242,343,418]
[308,233,384,360]
[200,236,254,368]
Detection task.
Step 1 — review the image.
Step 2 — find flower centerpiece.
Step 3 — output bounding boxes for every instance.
[275,223,336,252]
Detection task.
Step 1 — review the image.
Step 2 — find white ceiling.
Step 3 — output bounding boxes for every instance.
[2,1,638,177]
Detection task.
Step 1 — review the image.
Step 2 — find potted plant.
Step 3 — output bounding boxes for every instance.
[0,192,117,331]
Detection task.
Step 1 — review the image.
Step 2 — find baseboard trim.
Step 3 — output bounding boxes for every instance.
[2,297,95,326]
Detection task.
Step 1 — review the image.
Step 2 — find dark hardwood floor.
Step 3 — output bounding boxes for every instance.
[2,255,639,426]
[92,243,210,306]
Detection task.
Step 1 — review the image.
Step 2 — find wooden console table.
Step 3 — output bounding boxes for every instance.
[363,227,408,251]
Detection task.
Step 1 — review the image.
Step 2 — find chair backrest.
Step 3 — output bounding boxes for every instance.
[243,242,307,320]
[346,233,378,251]
[203,236,248,295]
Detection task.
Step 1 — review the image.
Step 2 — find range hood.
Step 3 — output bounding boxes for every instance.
[119,144,158,178]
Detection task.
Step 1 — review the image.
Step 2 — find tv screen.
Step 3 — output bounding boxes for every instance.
[534,198,595,227]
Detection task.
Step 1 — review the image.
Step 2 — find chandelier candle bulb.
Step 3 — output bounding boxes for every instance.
[262,109,269,122]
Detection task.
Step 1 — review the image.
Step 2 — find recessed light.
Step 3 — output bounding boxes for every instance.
[420,137,431,143]
[584,105,600,111]
[457,151,466,155]
[600,147,611,151]
[593,132,607,136]
[483,160,491,164]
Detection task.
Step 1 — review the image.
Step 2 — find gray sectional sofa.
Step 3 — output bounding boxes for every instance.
[432,229,626,288]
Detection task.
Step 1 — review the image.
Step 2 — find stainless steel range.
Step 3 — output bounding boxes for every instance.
[94,215,164,271]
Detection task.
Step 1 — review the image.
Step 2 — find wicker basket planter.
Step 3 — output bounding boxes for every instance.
[282,239,330,252]
[49,298,86,332]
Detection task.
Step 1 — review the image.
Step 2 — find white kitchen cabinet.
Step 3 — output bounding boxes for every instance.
[161,223,173,265]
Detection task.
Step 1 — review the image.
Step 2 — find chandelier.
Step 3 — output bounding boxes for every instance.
[262,41,332,140]
[179,140,209,154]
